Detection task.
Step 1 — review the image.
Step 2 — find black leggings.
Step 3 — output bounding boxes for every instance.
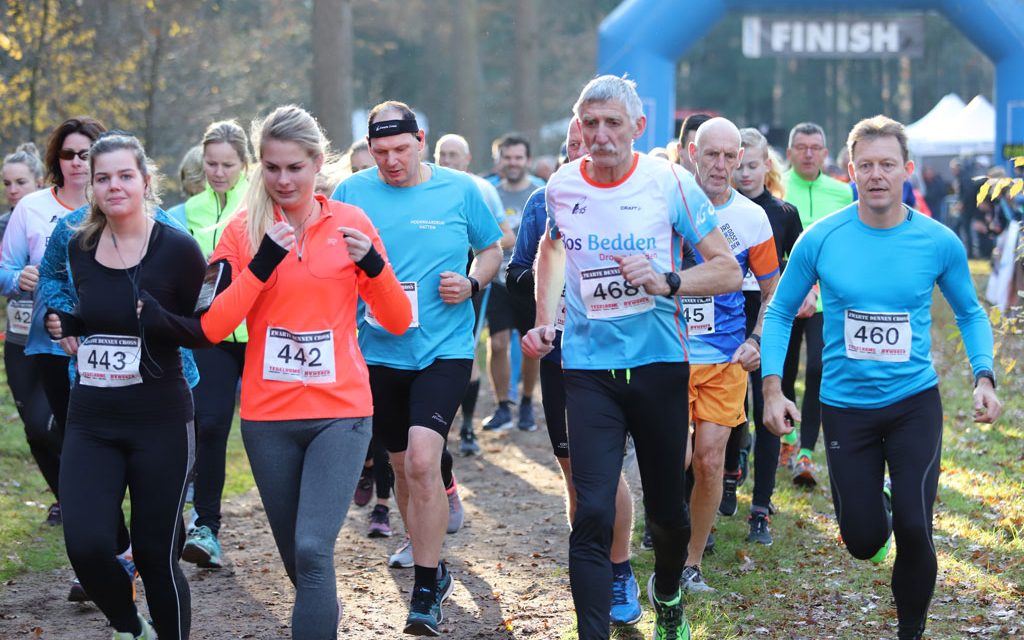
[34,352,71,433]
[5,342,60,496]
[191,341,245,535]
[783,312,823,451]
[61,379,194,639]
[539,358,569,458]
[822,387,942,640]
[565,363,690,640]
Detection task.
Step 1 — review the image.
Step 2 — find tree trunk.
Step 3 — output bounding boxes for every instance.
[454,0,484,170]
[142,13,166,150]
[312,0,353,150]
[513,0,540,148]
[27,0,53,139]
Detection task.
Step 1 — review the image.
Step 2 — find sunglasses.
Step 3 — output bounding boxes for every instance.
[59,149,89,161]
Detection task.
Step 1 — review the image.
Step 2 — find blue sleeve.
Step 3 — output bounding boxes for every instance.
[163,204,188,231]
[0,204,29,297]
[668,166,718,245]
[37,214,78,313]
[935,230,994,376]
[465,183,503,251]
[761,231,820,378]
[510,190,545,271]
[903,181,916,208]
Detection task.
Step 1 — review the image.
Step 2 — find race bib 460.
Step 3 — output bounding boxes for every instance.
[844,310,911,362]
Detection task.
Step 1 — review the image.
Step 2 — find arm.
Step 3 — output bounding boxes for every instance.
[37,216,78,313]
[622,228,743,297]
[521,223,564,359]
[498,220,516,250]
[0,205,30,296]
[439,183,505,303]
[342,225,412,336]
[506,194,545,299]
[731,272,779,371]
[936,235,1001,423]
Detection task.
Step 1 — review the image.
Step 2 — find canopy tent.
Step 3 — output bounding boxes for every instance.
[907,94,995,157]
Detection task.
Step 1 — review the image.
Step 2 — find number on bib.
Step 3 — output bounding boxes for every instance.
[7,299,33,336]
[264,327,336,384]
[681,296,715,335]
[579,267,654,320]
[78,335,143,387]
[844,310,911,362]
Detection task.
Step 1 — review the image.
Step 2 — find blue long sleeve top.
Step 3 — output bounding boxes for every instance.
[761,204,993,409]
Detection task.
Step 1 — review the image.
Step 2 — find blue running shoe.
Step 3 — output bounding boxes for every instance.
[182,525,223,568]
[610,570,642,625]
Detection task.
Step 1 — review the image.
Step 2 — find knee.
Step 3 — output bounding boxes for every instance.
[841,525,889,560]
[293,535,331,584]
[65,533,113,566]
[692,445,725,479]
[571,499,616,541]
[403,450,439,488]
[490,331,510,352]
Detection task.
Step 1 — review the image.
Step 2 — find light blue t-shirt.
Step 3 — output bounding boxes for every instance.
[761,204,994,409]
[546,153,720,370]
[332,164,503,370]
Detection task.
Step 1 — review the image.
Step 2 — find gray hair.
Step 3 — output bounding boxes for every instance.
[572,75,644,122]
[435,133,469,156]
[788,122,826,149]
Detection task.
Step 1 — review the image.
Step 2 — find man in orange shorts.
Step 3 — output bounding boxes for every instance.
[681,117,781,592]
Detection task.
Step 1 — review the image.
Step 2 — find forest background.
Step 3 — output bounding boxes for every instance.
[0,0,995,207]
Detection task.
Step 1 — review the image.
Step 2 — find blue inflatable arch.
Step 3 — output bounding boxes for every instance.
[597,0,1024,157]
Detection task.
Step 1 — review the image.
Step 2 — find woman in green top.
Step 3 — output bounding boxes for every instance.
[181,120,250,568]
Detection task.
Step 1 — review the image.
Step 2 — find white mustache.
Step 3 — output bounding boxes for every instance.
[590,143,616,153]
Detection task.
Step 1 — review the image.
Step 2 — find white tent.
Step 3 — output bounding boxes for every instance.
[907,94,995,157]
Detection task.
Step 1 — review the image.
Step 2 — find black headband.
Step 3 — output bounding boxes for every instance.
[368,119,420,139]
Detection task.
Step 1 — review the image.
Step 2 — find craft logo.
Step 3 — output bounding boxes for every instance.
[571,198,587,215]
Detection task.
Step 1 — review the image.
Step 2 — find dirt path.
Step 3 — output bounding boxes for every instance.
[0,409,593,639]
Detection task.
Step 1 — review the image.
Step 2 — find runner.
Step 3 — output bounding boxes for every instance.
[507,119,641,626]
[165,145,205,229]
[762,115,1002,640]
[0,143,54,519]
[680,118,779,593]
[482,133,540,433]
[142,104,413,639]
[433,132,512,455]
[781,122,854,483]
[181,120,251,569]
[0,119,106,532]
[729,127,803,544]
[523,75,741,640]
[44,132,204,640]
[332,100,502,636]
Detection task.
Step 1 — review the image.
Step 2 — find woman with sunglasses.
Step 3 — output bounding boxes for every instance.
[0,117,105,526]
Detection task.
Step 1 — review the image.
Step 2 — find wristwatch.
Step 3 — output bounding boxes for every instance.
[974,369,996,389]
[662,271,681,297]
[467,276,480,296]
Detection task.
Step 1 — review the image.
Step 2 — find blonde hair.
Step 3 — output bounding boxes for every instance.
[178,145,205,197]
[77,134,162,250]
[3,142,45,182]
[847,115,909,163]
[202,120,251,170]
[245,105,330,252]
[738,127,786,199]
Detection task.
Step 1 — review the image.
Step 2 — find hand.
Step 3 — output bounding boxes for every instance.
[763,385,799,437]
[337,226,372,262]
[522,325,556,359]
[730,339,761,372]
[972,379,1002,424]
[796,290,817,318]
[45,312,62,339]
[438,271,472,305]
[613,255,669,296]
[59,336,79,356]
[19,265,39,292]
[267,221,296,251]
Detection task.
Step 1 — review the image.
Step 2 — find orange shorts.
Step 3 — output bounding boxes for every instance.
[688,362,747,427]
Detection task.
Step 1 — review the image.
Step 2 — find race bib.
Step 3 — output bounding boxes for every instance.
[681,296,715,335]
[78,335,142,387]
[579,267,654,320]
[264,327,336,384]
[366,282,419,329]
[7,299,33,336]
[844,310,911,362]
[555,290,567,330]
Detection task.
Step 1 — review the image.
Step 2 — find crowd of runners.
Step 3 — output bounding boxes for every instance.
[0,73,1003,640]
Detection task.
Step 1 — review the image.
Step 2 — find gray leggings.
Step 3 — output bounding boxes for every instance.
[242,417,372,640]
